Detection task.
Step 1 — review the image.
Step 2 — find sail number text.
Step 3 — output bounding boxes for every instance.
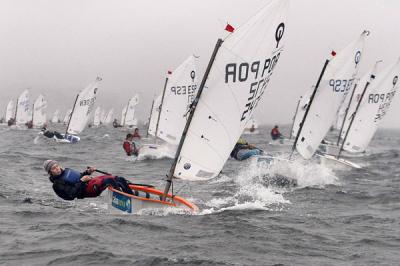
[329,78,354,93]
[225,53,281,121]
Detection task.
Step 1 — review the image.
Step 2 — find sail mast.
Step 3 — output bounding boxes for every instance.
[146,98,155,137]
[31,103,35,125]
[155,76,169,138]
[290,58,330,158]
[289,98,301,139]
[14,97,19,122]
[337,74,375,159]
[336,82,358,146]
[65,94,79,135]
[162,38,223,200]
[123,99,130,127]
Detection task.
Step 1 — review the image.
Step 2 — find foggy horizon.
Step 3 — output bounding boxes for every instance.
[1,0,400,128]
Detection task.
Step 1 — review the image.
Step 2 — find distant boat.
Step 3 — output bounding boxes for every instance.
[104,108,114,125]
[51,110,60,124]
[1,100,14,125]
[292,31,369,168]
[32,94,47,128]
[146,55,199,149]
[340,59,400,154]
[62,109,72,125]
[15,89,30,126]
[61,77,101,143]
[93,106,101,127]
[121,94,139,128]
[243,118,259,134]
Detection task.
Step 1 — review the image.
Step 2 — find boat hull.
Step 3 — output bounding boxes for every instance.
[107,184,198,214]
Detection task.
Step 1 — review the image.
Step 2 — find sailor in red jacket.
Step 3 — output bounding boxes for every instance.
[123,133,139,156]
[270,125,282,140]
[132,128,141,139]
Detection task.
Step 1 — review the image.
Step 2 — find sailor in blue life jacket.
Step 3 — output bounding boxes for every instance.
[230,138,263,161]
[44,160,133,201]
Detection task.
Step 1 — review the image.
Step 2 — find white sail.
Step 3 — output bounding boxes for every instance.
[15,89,30,125]
[93,106,101,126]
[296,31,368,159]
[51,110,59,123]
[334,81,357,130]
[100,109,106,124]
[121,106,127,124]
[104,108,114,124]
[32,94,47,127]
[339,62,381,139]
[173,0,289,180]
[291,87,313,138]
[343,59,400,152]
[5,100,14,122]
[148,95,162,137]
[157,55,199,145]
[63,109,72,124]
[67,77,101,135]
[123,94,139,127]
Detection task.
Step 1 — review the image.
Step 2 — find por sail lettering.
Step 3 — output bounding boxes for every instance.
[225,56,279,83]
[224,53,281,121]
[368,91,396,104]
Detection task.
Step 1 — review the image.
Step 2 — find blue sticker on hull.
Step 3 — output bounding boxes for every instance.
[111,191,132,213]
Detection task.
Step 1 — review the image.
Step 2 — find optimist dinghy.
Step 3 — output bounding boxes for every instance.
[60,77,101,143]
[107,0,289,214]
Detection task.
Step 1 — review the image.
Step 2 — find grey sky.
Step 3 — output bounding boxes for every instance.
[1,0,399,128]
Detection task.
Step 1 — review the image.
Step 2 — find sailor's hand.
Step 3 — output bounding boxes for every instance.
[87,166,96,174]
[80,175,92,182]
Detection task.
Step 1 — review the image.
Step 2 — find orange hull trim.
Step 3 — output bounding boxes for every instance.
[108,184,199,213]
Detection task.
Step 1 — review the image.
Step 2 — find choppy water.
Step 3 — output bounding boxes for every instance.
[1,124,399,265]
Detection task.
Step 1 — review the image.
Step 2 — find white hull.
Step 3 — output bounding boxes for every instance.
[316,153,361,169]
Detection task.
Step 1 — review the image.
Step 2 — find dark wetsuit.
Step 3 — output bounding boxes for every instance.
[49,168,133,200]
[43,130,64,139]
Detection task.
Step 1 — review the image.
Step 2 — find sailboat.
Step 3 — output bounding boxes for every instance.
[15,89,31,126]
[243,118,259,134]
[121,94,139,128]
[292,31,369,168]
[93,107,101,127]
[51,110,60,124]
[107,0,289,213]
[104,108,114,125]
[61,77,101,143]
[339,59,400,154]
[143,55,199,155]
[63,109,72,125]
[32,94,47,128]
[1,100,14,125]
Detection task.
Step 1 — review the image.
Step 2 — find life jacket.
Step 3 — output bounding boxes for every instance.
[271,128,281,139]
[123,140,139,156]
[123,140,133,156]
[49,176,86,201]
[58,168,82,184]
